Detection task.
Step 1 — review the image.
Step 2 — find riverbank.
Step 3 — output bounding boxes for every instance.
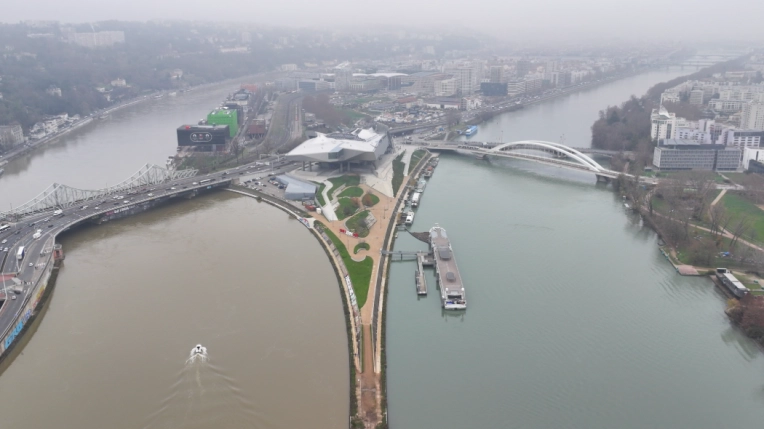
[0,72,270,169]
[431,66,674,142]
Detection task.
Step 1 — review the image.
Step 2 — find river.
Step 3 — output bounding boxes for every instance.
[0,88,349,428]
[387,64,764,428]
[1,60,762,429]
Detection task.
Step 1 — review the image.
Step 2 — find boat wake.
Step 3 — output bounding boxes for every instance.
[143,345,263,429]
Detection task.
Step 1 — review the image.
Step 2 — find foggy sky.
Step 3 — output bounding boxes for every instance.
[4,0,764,43]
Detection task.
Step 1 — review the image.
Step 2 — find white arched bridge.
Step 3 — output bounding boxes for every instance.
[1,163,198,220]
[426,140,645,182]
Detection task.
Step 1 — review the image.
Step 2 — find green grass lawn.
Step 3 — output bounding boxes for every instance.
[313,181,326,206]
[341,108,369,126]
[345,210,370,237]
[392,153,405,196]
[336,198,359,220]
[408,149,426,175]
[323,228,373,308]
[354,242,370,254]
[328,175,361,199]
[339,186,364,198]
[362,192,379,207]
[722,193,764,244]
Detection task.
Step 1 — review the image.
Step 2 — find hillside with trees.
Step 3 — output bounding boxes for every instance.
[589,58,746,164]
[0,21,484,131]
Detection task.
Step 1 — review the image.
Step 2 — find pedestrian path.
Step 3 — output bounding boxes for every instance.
[321,180,338,221]
[711,188,727,206]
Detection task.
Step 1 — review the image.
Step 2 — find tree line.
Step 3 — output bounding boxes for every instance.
[590,57,747,159]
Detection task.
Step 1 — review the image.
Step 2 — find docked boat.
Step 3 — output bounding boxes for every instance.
[464,125,478,136]
[429,224,466,310]
[423,166,433,178]
[404,211,415,225]
[416,178,427,193]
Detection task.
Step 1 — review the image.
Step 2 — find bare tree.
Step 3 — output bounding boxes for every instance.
[684,171,716,220]
[445,109,462,127]
[709,203,731,237]
[730,215,753,250]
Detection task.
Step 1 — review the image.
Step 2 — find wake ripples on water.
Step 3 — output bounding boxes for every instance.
[144,350,267,429]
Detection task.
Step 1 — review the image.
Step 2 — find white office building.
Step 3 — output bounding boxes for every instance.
[741,101,764,130]
[434,78,458,97]
[650,107,677,141]
[444,67,478,95]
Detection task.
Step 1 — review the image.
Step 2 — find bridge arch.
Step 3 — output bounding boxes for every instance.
[489,140,606,173]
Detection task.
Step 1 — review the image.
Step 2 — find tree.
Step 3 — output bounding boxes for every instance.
[709,203,731,238]
[445,109,461,127]
[730,216,753,250]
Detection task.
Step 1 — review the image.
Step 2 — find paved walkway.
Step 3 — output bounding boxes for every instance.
[711,188,727,207]
[320,180,338,221]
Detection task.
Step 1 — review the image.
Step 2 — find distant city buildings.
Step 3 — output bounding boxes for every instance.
[0,123,24,147]
[45,86,62,97]
[69,31,125,48]
[489,66,505,84]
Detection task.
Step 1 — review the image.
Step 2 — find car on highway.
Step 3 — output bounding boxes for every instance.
[29,262,33,267]
[170,187,176,190]
[147,193,153,197]
[1,239,6,244]
[94,206,100,210]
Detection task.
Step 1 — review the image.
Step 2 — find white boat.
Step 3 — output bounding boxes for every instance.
[404,211,415,225]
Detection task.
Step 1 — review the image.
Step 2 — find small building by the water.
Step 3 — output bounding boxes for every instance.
[272,175,317,201]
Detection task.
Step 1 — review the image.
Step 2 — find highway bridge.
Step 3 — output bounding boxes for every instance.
[0,159,294,359]
[424,140,655,184]
[424,140,631,158]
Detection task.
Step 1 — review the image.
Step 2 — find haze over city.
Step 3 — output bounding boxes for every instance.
[3,0,764,42]
[2,2,764,428]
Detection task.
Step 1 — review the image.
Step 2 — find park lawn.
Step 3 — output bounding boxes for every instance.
[722,193,764,244]
[345,210,370,238]
[341,109,369,126]
[363,192,380,207]
[408,149,427,175]
[391,153,405,196]
[339,186,364,198]
[323,228,373,308]
[328,175,361,199]
[354,242,370,254]
[314,181,326,206]
[336,198,359,220]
